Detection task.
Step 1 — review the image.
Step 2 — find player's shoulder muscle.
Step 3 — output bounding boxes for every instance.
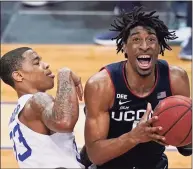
[25,92,54,118]
[169,65,188,78]
[169,65,190,96]
[84,69,114,115]
[85,69,114,97]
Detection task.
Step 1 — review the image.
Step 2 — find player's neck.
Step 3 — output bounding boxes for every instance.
[125,61,156,96]
[15,86,45,98]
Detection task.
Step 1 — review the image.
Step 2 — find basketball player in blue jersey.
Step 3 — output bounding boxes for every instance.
[82,6,192,169]
[0,47,85,168]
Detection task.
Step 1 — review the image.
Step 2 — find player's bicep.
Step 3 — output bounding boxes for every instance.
[85,107,110,147]
[84,76,112,147]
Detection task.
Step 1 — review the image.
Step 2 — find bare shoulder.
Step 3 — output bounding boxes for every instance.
[169,65,190,96]
[22,92,54,119]
[169,65,189,85]
[169,65,188,79]
[31,92,54,103]
[29,92,54,112]
[86,69,111,84]
[84,69,115,114]
[85,69,114,95]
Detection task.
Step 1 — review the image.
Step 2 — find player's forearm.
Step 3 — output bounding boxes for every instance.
[31,69,79,132]
[51,69,79,131]
[87,132,138,165]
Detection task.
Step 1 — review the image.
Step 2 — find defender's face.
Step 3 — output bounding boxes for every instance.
[19,49,55,91]
[125,26,160,76]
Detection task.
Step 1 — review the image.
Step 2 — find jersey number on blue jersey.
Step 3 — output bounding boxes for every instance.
[10,123,32,161]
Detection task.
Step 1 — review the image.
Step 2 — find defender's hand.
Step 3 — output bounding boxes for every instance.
[57,68,83,101]
[71,71,83,101]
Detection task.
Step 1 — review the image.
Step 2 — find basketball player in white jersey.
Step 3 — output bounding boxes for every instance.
[0,47,85,168]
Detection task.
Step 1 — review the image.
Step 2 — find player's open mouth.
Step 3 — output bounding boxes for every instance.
[136,55,152,70]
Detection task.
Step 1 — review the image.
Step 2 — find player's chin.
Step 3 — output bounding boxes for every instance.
[44,78,55,89]
[48,79,54,89]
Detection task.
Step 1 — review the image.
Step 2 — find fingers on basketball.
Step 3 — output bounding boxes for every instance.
[152,95,192,147]
[141,103,151,120]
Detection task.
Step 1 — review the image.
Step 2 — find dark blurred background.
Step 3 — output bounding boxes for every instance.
[1,1,192,45]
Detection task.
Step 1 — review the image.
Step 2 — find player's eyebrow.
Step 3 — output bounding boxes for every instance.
[130,32,140,36]
[130,31,156,36]
[32,56,42,61]
[147,31,156,36]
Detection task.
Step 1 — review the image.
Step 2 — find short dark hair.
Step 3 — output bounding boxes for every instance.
[111,6,178,57]
[0,47,31,87]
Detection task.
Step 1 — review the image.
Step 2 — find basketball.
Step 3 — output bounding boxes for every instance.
[152,95,192,147]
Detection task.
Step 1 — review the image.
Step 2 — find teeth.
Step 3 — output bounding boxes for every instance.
[138,55,150,59]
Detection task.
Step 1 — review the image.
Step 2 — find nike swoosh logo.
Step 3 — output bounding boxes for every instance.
[119,100,132,105]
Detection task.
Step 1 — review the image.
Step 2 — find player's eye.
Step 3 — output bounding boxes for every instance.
[133,37,140,42]
[148,38,156,42]
[34,62,39,65]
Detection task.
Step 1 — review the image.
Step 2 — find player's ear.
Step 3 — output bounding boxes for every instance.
[123,44,127,53]
[12,70,24,82]
[123,44,129,58]
[158,45,161,55]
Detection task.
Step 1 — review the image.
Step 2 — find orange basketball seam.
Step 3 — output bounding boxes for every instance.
[163,96,192,104]
[154,104,190,116]
[178,125,192,146]
[162,107,191,137]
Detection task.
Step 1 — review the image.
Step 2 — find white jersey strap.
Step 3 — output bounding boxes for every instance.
[17,94,33,113]
[9,94,33,125]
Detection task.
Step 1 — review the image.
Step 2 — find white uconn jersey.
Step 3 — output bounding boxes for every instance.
[8,94,84,168]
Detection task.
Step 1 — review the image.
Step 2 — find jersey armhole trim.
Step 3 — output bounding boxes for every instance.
[103,67,116,110]
[167,63,174,96]
[16,94,33,121]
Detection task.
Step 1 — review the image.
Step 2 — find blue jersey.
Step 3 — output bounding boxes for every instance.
[98,59,172,169]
